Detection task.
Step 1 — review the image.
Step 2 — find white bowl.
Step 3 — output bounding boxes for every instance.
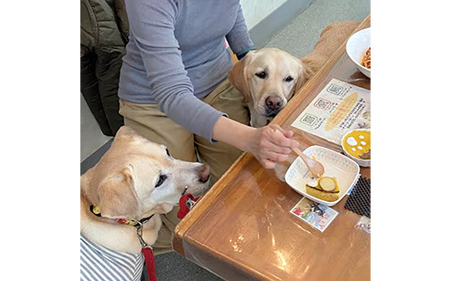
[341,129,371,167]
[346,27,371,78]
[285,146,360,207]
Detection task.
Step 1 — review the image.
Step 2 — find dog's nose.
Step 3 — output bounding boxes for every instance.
[265,96,282,111]
[198,164,210,183]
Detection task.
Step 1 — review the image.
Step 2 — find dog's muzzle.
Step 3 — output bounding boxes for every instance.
[264,96,284,117]
[265,109,280,118]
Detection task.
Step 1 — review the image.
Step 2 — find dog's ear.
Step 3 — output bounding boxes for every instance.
[114,126,150,148]
[228,54,252,102]
[97,166,139,219]
[293,61,314,95]
[115,126,141,139]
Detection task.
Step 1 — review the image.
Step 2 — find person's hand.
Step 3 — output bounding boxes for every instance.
[245,124,299,169]
[212,117,299,169]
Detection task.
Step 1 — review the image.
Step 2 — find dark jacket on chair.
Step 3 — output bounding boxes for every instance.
[80,0,128,136]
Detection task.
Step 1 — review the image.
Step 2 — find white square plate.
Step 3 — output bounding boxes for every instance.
[285,145,360,206]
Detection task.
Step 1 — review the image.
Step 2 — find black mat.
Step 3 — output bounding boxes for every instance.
[344,176,370,218]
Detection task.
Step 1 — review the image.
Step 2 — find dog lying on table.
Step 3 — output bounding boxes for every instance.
[229,21,361,127]
[80,126,210,281]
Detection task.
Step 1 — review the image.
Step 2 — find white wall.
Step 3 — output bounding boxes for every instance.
[241,0,288,30]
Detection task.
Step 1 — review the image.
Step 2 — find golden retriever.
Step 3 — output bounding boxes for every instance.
[229,48,312,127]
[80,126,210,280]
[229,21,361,128]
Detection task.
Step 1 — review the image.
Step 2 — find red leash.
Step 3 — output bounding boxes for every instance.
[140,194,200,281]
[142,247,157,281]
[177,193,201,219]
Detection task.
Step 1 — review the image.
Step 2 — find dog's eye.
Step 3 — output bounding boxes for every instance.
[285,76,294,82]
[155,174,167,188]
[255,71,266,79]
[165,148,171,157]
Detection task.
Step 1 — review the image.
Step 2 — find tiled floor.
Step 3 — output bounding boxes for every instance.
[81,0,370,280]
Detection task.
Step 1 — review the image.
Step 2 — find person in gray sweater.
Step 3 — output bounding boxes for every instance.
[118,0,299,254]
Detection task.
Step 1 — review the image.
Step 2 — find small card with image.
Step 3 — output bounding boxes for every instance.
[290,197,339,232]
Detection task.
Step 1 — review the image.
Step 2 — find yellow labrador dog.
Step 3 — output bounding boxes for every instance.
[80,126,210,280]
[229,48,312,127]
[229,21,361,128]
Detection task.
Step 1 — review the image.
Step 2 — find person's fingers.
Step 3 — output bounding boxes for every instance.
[253,125,302,169]
[267,143,292,155]
[257,131,291,155]
[269,124,292,137]
[258,150,290,168]
[264,151,289,162]
[283,130,294,138]
[259,158,277,169]
[264,126,299,151]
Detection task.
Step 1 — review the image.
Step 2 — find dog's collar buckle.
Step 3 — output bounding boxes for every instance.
[135,222,152,249]
[90,205,153,249]
[89,205,154,249]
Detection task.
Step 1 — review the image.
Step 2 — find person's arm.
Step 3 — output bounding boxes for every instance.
[220,5,300,167]
[212,116,299,169]
[126,1,297,169]
[124,0,224,142]
[225,4,255,60]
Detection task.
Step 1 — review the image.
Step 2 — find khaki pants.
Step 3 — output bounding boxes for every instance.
[119,79,249,255]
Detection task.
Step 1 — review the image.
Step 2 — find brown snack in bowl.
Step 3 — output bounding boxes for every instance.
[305,176,340,202]
[359,149,371,159]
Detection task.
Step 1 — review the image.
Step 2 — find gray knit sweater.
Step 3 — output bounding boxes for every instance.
[118,0,254,142]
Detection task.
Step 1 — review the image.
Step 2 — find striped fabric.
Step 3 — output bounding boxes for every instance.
[80,234,144,281]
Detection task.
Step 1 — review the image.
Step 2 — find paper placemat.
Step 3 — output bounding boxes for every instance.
[291,78,371,145]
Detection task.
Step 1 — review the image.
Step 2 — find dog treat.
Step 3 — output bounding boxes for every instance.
[305,176,340,202]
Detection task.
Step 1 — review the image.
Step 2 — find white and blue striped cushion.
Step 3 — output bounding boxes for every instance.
[80,234,144,281]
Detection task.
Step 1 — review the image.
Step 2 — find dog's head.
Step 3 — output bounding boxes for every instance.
[82,126,210,221]
[229,48,312,127]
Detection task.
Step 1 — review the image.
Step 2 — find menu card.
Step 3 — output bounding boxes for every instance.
[291,78,371,144]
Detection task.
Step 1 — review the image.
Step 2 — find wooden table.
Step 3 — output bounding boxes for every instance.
[174,16,371,281]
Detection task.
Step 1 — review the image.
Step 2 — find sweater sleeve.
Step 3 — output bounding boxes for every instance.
[226,4,255,58]
[124,0,225,142]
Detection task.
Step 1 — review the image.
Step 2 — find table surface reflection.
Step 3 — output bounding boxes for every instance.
[174,16,371,281]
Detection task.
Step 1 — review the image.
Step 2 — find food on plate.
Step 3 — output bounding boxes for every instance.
[359,149,371,159]
[361,47,371,69]
[305,176,340,202]
[342,129,371,160]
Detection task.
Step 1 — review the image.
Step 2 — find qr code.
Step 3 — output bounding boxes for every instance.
[314,98,331,110]
[326,83,343,95]
[300,113,317,126]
